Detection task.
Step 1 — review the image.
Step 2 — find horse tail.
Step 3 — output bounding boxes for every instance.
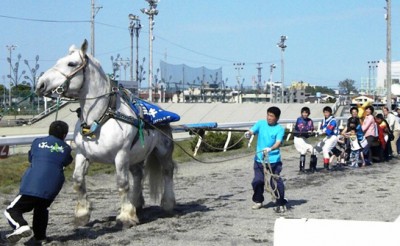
[146,153,163,201]
[146,125,176,207]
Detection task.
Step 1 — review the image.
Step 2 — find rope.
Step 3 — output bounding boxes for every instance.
[55,96,61,120]
[263,152,280,201]
[147,122,256,164]
[187,129,247,152]
[54,92,114,102]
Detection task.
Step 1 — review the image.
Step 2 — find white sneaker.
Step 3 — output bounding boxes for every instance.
[6,225,32,244]
[252,203,263,210]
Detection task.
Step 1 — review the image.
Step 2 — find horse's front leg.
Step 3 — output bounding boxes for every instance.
[130,162,145,211]
[116,159,139,227]
[72,153,91,226]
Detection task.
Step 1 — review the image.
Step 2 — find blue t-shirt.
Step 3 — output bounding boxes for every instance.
[250,119,285,164]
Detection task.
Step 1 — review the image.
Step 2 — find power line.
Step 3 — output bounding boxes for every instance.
[0,13,279,70]
[0,14,88,23]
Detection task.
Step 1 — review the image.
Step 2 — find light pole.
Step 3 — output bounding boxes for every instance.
[24,55,41,113]
[129,14,141,93]
[269,64,276,103]
[233,62,245,103]
[141,0,159,102]
[6,45,17,108]
[2,75,6,108]
[385,0,392,109]
[277,35,287,103]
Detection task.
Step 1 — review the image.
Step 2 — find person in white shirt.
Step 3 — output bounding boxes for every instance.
[382,106,400,158]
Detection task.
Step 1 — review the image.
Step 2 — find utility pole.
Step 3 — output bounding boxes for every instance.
[385,0,392,109]
[90,0,102,57]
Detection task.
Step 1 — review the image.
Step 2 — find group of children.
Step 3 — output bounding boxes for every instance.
[294,105,399,173]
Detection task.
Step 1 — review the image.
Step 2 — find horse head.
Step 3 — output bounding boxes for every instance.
[36,39,89,98]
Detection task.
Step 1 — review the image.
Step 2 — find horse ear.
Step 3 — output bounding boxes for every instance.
[81,39,88,54]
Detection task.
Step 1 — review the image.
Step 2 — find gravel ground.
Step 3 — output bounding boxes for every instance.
[1,145,400,246]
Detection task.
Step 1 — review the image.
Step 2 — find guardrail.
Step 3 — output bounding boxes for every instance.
[0,117,348,146]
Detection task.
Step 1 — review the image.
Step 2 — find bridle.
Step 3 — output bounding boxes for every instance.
[51,51,88,97]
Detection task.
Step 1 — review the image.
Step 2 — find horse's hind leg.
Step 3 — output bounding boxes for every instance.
[116,158,139,227]
[161,158,176,212]
[72,153,92,226]
[130,162,145,211]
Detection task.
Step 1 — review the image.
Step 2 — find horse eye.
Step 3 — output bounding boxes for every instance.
[68,62,78,67]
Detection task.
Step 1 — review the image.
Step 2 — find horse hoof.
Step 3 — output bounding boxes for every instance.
[161,199,176,212]
[116,215,139,228]
[74,214,90,227]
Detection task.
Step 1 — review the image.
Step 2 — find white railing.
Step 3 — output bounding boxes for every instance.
[0,117,349,157]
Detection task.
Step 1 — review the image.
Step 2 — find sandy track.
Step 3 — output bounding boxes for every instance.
[1,146,400,245]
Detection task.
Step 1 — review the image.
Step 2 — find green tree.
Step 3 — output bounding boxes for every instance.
[338,78,358,94]
[305,85,335,95]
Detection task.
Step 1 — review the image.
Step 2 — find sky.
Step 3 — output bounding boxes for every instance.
[0,0,399,90]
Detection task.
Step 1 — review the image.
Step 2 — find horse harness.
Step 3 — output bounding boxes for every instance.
[50,50,147,146]
[79,84,147,150]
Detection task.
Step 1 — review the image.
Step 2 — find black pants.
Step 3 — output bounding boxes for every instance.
[4,194,53,240]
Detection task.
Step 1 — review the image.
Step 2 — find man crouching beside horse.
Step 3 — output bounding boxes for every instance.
[35,39,177,227]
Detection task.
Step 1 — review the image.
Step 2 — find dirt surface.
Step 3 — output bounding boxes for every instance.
[1,146,400,246]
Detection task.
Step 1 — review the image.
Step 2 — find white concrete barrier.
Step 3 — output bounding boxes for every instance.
[274,217,400,246]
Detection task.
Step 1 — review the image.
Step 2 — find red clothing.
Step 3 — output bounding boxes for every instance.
[377,121,388,150]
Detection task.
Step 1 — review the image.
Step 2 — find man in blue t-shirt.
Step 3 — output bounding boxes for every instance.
[245,106,287,213]
[4,121,73,244]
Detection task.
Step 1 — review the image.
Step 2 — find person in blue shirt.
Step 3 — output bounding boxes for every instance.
[4,121,73,244]
[245,106,287,213]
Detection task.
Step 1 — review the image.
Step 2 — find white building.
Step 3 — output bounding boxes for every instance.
[376,60,400,95]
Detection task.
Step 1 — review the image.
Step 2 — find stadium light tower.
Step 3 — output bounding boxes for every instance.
[141,0,159,102]
[277,35,287,103]
[6,44,17,108]
[269,64,276,103]
[129,14,141,92]
[233,62,245,103]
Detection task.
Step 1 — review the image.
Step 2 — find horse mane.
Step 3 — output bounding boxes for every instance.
[85,53,108,80]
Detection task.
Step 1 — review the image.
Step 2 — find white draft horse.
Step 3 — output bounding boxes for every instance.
[36,40,176,227]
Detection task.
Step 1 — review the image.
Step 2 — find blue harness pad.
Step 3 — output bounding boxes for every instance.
[132,99,180,125]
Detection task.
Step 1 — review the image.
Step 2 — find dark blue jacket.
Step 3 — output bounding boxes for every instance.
[294,117,314,138]
[20,135,73,200]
